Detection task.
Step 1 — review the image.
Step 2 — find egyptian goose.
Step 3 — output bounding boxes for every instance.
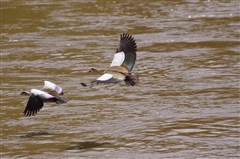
[21,81,66,116]
[81,33,139,87]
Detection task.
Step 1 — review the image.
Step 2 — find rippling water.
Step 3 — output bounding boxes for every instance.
[1,0,239,158]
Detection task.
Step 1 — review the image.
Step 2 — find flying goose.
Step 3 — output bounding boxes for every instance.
[21,81,66,116]
[81,33,139,87]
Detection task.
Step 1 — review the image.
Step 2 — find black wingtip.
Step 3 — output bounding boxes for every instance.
[116,33,137,71]
[118,33,137,52]
[23,108,39,117]
[23,94,44,117]
[23,106,41,117]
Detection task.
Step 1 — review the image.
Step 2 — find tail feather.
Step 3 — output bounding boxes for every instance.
[124,72,139,86]
[55,97,67,104]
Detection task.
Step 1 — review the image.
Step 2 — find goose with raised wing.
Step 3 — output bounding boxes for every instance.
[81,33,139,87]
[21,81,66,116]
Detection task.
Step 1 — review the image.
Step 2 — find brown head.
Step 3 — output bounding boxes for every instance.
[20,91,30,96]
[87,68,100,73]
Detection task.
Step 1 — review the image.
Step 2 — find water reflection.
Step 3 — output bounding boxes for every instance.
[65,141,111,151]
[17,130,53,138]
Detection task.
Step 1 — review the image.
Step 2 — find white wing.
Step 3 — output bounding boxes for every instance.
[31,89,54,99]
[110,52,125,67]
[54,85,63,95]
[97,73,113,81]
[43,81,56,91]
[43,81,63,95]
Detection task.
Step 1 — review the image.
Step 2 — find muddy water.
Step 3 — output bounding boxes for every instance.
[1,0,239,158]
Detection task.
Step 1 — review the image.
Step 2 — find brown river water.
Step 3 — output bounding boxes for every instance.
[1,0,239,158]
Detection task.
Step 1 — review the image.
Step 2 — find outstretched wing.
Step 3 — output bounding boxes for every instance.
[23,89,57,117]
[110,33,137,71]
[43,81,63,96]
[23,94,44,116]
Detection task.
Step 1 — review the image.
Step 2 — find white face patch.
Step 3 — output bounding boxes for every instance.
[31,89,54,99]
[97,73,113,81]
[110,52,125,67]
[43,81,56,91]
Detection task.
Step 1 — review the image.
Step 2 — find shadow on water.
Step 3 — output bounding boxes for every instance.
[16,130,54,138]
[64,141,111,151]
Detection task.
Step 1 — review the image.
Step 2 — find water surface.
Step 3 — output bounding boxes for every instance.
[1,0,239,158]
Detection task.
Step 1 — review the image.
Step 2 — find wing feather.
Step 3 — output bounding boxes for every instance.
[43,81,63,95]
[110,52,125,67]
[116,33,137,71]
[23,94,44,116]
[90,72,124,87]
